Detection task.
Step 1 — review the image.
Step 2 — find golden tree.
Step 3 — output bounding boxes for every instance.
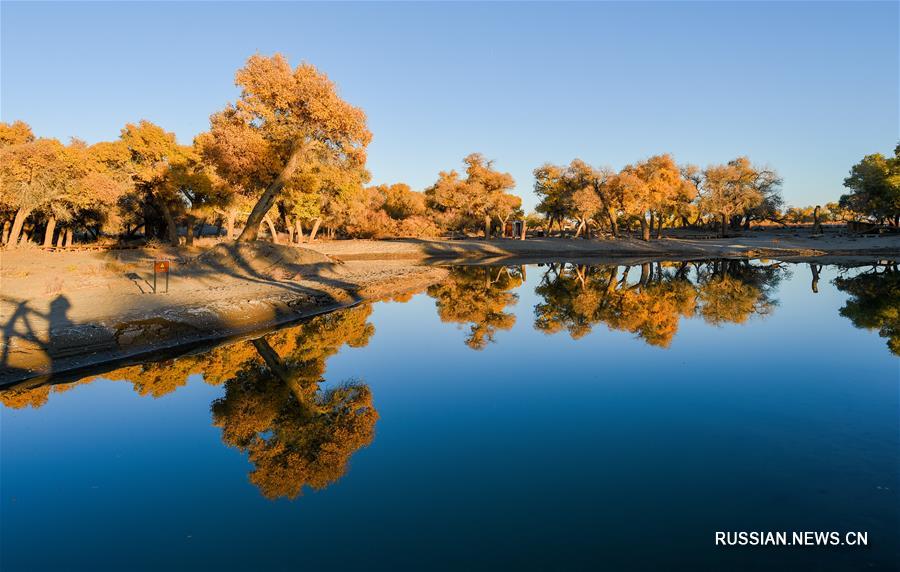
[698,157,772,237]
[426,154,518,238]
[200,54,371,242]
[533,163,571,235]
[119,120,187,245]
[1,138,70,246]
[0,120,34,147]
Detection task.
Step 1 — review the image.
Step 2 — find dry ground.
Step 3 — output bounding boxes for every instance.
[0,242,447,384]
[301,227,900,262]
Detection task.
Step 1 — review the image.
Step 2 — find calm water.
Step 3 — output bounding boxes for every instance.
[1,260,898,571]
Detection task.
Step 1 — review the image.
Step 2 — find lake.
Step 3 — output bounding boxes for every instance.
[1,259,898,571]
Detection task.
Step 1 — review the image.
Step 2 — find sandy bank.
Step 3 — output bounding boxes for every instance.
[302,230,900,263]
[1,243,447,385]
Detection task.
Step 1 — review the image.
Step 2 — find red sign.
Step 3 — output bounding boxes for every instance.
[154,260,169,273]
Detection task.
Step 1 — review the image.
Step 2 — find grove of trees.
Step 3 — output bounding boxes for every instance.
[0,56,517,249]
[2,52,896,249]
[533,154,782,239]
[839,143,900,227]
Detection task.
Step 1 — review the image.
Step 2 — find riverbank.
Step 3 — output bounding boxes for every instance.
[0,242,448,385]
[2,231,897,386]
[302,229,900,263]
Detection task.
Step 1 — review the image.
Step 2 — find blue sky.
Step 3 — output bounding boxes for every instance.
[2,1,897,212]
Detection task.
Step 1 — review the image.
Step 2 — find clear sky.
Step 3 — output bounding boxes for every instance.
[2,1,897,212]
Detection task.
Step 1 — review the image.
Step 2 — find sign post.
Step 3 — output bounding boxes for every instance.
[153,260,170,294]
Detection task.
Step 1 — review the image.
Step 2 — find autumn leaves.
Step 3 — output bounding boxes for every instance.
[534,155,782,240]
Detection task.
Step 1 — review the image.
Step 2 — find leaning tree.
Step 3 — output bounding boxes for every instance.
[200,54,372,242]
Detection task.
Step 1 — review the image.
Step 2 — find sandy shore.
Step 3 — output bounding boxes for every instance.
[2,230,897,386]
[303,229,900,263]
[0,243,448,385]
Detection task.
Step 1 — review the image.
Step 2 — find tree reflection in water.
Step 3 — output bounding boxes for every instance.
[426,265,524,349]
[534,260,786,347]
[3,259,897,497]
[0,306,380,501]
[210,306,378,499]
[834,261,900,356]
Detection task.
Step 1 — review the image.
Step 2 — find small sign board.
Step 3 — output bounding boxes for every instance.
[153,259,170,294]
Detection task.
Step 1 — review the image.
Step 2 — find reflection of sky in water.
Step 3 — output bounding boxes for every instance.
[2,263,897,571]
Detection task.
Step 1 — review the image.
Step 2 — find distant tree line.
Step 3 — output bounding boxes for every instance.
[531,144,899,239]
[532,154,783,239]
[0,53,896,248]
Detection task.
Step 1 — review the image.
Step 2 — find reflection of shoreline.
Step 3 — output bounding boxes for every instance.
[2,260,897,496]
[5,260,897,408]
[0,263,448,387]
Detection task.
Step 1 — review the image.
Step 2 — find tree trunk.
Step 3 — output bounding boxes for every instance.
[250,338,317,416]
[226,211,236,239]
[43,217,57,247]
[7,208,30,247]
[639,262,650,286]
[1,220,9,245]
[185,217,195,246]
[607,266,618,292]
[157,200,179,246]
[520,220,527,240]
[497,215,508,237]
[284,214,294,243]
[654,215,663,239]
[607,210,619,239]
[295,218,304,242]
[264,215,279,244]
[65,228,73,247]
[649,212,655,237]
[307,218,321,242]
[812,205,822,235]
[237,141,307,242]
[809,263,821,293]
[574,219,583,238]
[56,228,65,247]
[639,216,650,241]
[484,214,491,240]
[720,213,727,238]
